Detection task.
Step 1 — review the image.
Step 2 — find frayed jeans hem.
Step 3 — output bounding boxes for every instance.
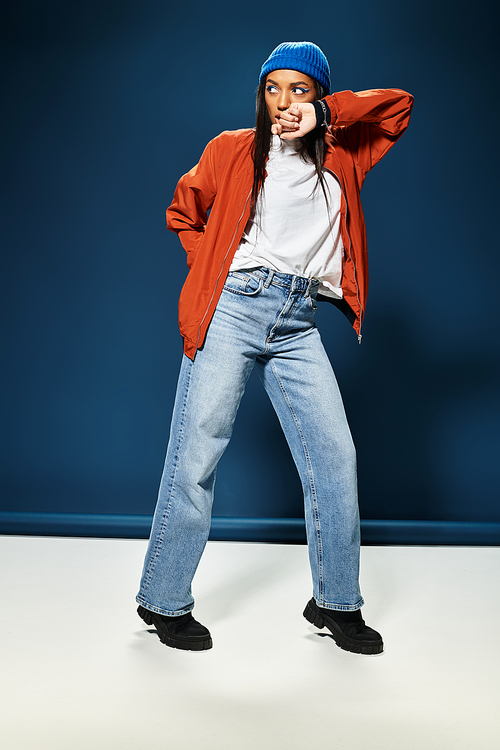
[135,596,194,617]
[313,596,365,612]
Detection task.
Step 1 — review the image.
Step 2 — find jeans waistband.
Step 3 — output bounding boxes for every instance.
[241,267,320,295]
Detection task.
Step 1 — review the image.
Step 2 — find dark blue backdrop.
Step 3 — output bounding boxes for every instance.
[1,0,499,543]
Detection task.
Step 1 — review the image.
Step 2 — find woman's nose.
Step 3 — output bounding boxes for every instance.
[277,91,290,111]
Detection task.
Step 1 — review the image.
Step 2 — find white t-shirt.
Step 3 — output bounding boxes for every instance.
[230,134,344,298]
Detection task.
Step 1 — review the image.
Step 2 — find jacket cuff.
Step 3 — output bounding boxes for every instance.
[312,99,332,128]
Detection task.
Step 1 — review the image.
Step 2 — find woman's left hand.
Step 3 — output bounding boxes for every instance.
[271,103,317,139]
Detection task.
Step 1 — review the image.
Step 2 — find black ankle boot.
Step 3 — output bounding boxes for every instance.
[137,605,212,651]
[303,598,383,654]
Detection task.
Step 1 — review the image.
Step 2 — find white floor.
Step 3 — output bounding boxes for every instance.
[1,537,499,750]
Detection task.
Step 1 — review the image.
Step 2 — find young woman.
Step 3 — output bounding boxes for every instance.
[136,42,413,654]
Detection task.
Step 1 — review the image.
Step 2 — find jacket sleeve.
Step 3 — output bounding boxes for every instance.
[325,89,414,174]
[166,139,218,268]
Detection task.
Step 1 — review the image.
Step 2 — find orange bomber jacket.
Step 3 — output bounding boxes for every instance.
[166,88,414,360]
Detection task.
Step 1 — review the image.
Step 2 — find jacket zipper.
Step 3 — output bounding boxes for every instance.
[195,188,253,352]
[324,166,363,343]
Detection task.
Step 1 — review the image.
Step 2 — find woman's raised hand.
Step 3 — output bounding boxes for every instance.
[271,102,317,139]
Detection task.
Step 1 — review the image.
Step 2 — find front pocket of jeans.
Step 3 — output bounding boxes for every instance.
[223,272,263,296]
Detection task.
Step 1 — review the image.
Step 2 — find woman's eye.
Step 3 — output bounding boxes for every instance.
[266,85,278,94]
[292,87,310,95]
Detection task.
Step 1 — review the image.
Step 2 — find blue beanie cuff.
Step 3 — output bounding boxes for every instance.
[259,42,330,94]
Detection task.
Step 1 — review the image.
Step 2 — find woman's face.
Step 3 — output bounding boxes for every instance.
[264,69,317,127]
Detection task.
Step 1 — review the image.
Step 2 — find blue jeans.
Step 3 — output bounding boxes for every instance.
[136,267,364,615]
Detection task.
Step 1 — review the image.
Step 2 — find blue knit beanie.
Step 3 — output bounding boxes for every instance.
[259,42,330,94]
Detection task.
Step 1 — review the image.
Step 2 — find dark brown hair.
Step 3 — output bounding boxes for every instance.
[251,78,330,206]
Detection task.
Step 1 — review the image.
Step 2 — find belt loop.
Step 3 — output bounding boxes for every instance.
[264,269,275,288]
[305,278,313,297]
